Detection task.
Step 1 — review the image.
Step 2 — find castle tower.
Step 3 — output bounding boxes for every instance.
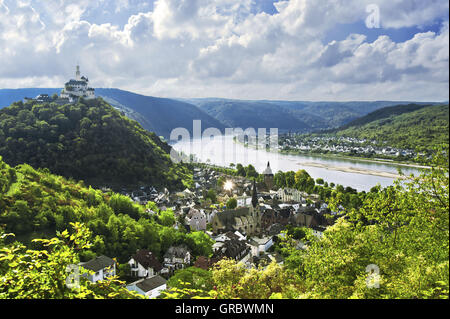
[76,65,81,80]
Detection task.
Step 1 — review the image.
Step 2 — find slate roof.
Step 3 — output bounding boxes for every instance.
[164,246,190,259]
[132,249,162,272]
[216,208,250,225]
[135,276,167,293]
[220,239,249,259]
[80,255,115,272]
[65,79,88,86]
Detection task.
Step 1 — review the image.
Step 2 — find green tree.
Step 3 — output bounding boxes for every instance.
[226,198,237,210]
[0,223,142,299]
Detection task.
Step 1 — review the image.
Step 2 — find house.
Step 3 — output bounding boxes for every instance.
[163,246,191,272]
[129,249,163,278]
[126,275,167,299]
[186,208,207,231]
[193,256,223,270]
[215,239,251,263]
[312,225,327,239]
[248,236,274,257]
[79,255,116,283]
[277,188,304,203]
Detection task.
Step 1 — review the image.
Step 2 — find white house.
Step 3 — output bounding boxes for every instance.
[236,196,252,208]
[126,275,167,299]
[277,188,303,203]
[248,236,274,257]
[186,208,207,231]
[128,249,163,278]
[79,255,116,283]
[162,246,191,272]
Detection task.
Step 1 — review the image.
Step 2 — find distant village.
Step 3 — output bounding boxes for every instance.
[83,162,341,299]
[279,134,417,159]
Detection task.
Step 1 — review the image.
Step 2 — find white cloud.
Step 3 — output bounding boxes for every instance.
[0,0,448,101]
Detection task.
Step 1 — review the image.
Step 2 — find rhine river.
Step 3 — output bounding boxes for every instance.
[173,135,423,192]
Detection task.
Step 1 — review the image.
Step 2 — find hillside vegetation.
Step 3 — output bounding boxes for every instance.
[0,156,212,263]
[0,98,191,189]
[335,104,449,150]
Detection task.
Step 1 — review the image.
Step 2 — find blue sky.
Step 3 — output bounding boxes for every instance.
[0,0,448,101]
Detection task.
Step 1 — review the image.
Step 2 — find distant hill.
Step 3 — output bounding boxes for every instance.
[0,89,225,139]
[0,98,192,189]
[334,104,449,150]
[95,89,226,138]
[181,98,434,133]
[333,103,431,131]
[1,89,441,136]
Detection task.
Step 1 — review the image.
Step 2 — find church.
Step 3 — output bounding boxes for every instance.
[211,181,261,236]
[60,65,95,102]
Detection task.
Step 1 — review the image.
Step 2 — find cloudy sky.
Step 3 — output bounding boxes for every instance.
[0,0,448,101]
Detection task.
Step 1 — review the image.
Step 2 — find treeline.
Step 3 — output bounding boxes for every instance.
[0,98,192,189]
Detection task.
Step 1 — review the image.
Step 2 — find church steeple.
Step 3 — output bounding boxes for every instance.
[251,180,258,208]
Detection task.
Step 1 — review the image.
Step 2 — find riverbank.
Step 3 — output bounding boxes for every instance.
[233,137,431,170]
[300,162,407,180]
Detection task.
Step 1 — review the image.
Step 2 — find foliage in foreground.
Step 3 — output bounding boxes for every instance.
[0,223,142,299]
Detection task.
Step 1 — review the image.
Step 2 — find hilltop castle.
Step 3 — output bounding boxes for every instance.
[60,65,95,102]
[24,65,95,105]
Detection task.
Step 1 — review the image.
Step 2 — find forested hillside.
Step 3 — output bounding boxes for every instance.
[0,98,191,189]
[95,89,226,138]
[0,156,212,263]
[183,98,429,132]
[335,104,449,151]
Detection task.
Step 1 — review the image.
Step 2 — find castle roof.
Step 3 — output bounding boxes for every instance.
[66,79,88,86]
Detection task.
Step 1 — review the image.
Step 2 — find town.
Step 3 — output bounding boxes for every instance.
[80,161,340,299]
[278,134,417,160]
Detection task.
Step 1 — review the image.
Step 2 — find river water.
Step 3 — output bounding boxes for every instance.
[173,135,422,192]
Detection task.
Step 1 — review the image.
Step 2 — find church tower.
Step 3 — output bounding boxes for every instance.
[263,162,274,190]
[250,180,261,233]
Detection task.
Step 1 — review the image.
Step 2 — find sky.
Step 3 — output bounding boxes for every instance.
[0,0,448,101]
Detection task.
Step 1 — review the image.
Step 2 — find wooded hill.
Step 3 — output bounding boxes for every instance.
[0,98,192,189]
[333,104,449,151]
